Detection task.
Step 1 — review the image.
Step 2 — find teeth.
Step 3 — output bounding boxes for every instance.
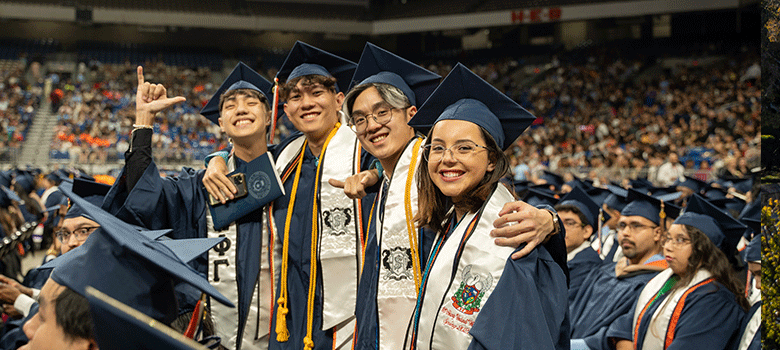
[442,171,462,178]
[235,119,252,126]
[302,113,318,119]
[371,135,387,142]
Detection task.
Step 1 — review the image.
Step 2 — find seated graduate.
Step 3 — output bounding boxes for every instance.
[403,63,568,350]
[734,228,760,350]
[554,187,607,303]
[0,178,112,329]
[609,194,749,350]
[593,185,629,262]
[203,42,369,350]
[103,63,282,350]
[569,189,681,350]
[20,182,233,350]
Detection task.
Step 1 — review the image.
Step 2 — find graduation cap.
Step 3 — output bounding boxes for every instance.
[49,183,234,324]
[653,191,683,203]
[621,188,681,226]
[200,62,273,125]
[0,171,11,188]
[718,176,753,194]
[407,63,536,150]
[539,170,564,191]
[704,186,728,200]
[85,287,208,350]
[628,178,653,193]
[13,173,35,194]
[586,187,611,206]
[522,188,559,207]
[513,180,533,197]
[708,197,746,215]
[276,41,357,93]
[63,178,112,220]
[675,194,747,259]
[45,171,63,185]
[648,185,678,197]
[348,43,441,106]
[556,186,610,230]
[744,232,761,263]
[674,175,708,194]
[603,185,630,212]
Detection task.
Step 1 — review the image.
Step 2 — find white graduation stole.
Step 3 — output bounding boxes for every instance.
[375,136,423,350]
[207,155,274,350]
[738,303,760,350]
[409,185,516,350]
[632,268,713,350]
[271,125,362,345]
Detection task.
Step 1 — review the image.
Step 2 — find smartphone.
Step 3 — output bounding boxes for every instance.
[208,173,249,206]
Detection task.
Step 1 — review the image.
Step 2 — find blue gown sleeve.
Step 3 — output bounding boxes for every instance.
[468,246,569,350]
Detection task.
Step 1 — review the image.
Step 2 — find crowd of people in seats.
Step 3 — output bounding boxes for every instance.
[0,61,44,161]
[0,40,761,350]
[49,61,226,164]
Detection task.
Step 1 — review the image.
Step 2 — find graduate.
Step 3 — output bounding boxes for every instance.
[103,62,280,350]
[336,43,440,350]
[205,41,372,350]
[403,63,568,350]
[569,189,680,350]
[21,183,232,350]
[593,185,629,262]
[609,194,749,350]
[554,186,607,303]
[735,230,761,350]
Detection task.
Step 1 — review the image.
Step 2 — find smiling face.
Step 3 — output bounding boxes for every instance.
[58,216,99,255]
[217,90,270,143]
[351,86,416,166]
[427,120,495,205]
[283,78,344,140]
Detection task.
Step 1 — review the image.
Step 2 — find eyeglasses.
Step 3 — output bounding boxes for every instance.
[349,105,404,134]
[56,226,99,243]
[423,141,489,163]
[616,222,658,232]
[563,219,586,229]
[664,234,691,248]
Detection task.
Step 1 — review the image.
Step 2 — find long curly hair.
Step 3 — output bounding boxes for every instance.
[677,224,750,311]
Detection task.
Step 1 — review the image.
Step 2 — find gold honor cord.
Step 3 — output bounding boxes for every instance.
[304,123,341,350]
[404,137,424,293]
[275,139,308,342]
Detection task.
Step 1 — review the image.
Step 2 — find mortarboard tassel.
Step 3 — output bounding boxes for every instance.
[659,200,666,232]
[269,78,280,144]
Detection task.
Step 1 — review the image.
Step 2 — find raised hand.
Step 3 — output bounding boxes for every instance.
[135,66,186,126]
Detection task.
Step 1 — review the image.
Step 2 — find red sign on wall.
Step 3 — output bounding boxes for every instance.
[511,8,562,23]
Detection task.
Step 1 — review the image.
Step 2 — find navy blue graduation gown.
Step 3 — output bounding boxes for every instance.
[569,259,664,350]
[567,247,602,304]
[734,301,760,350]
[269,142,375,350]
[468,244,570,350]
[0,303,37,349]
[608,280,744,350]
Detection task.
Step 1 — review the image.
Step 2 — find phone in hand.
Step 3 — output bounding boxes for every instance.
[208,173,249,206]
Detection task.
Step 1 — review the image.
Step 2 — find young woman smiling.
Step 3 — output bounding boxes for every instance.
[404,63,569,350]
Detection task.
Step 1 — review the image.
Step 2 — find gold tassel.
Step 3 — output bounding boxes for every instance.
[303,336,314,350]
[275,298,289,342]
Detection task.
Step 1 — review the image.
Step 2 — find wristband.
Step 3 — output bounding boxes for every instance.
[132,124,153,129]
[370,159,384,179]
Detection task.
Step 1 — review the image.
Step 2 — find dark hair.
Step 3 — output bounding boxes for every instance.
[279,75,338,99]
[676,225,749,311]
[218,89,269,115]
[554,204,591,229]
[55,287,95,342]
[342,82,411,123]
[415,125,509,234]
